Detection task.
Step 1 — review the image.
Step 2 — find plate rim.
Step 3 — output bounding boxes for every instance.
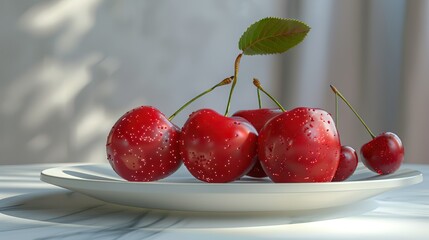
[40,163,424,194]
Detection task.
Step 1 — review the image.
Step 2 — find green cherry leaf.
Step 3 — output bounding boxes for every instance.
[239,17,310,55]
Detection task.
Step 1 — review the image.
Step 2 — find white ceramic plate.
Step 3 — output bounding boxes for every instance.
[40,164,422,212]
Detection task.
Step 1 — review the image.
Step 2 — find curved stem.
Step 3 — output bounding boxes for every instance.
[224,53,243,116]
[330,85,376,139]
[169,77,232,121]
[257,88,262,109]
[253,78,286,112]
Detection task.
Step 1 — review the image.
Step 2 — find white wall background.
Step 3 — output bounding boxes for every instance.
[1,0,428,165]
[0,0,285,165]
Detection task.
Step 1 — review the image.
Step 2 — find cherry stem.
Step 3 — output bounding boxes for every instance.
[169,77,233,121]
[224,53,243,116]
[335,93,338,128]
[257,88,262,109]
[330,85,376,139]
[253,78,286,112]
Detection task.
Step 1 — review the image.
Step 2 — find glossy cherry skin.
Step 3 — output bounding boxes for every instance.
[106,106,181,181]
[180,109,258,183]
[361,132,404,175]
[258,107,341,183]
[332,146,358,181]
[233,108,283,178]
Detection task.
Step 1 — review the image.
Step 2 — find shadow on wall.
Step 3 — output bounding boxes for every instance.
[0,0,283,164]
[1,0,119,164]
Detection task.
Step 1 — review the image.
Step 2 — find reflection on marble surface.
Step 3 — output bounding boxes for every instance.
[0,163,428,240]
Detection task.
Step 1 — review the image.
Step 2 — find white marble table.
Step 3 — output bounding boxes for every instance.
[0,163,428,240]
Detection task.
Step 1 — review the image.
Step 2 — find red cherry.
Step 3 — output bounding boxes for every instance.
[332,146,358,181]
[361,132,404,175]
[330,85,404,175]
[258,107,341,183]
[106,106,181,181]
[233,108,283,178]
[180,109,258,183]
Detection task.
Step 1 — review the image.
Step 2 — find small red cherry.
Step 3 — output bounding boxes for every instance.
[361,132,404,175]
[332,146,358,181]
[330,85,405,175]
[106,106,181,181]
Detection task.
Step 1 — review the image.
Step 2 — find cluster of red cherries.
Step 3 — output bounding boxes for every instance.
[106,72,405,183]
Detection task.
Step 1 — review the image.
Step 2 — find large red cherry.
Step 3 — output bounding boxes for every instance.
[106,106,181,181]
[332,146,358,181]
[232,108,283,178]
[361,132,404,175]
[258,107,341,183]
[180,109,258,183]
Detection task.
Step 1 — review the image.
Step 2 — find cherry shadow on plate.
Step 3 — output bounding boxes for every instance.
[0,189,378,230]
